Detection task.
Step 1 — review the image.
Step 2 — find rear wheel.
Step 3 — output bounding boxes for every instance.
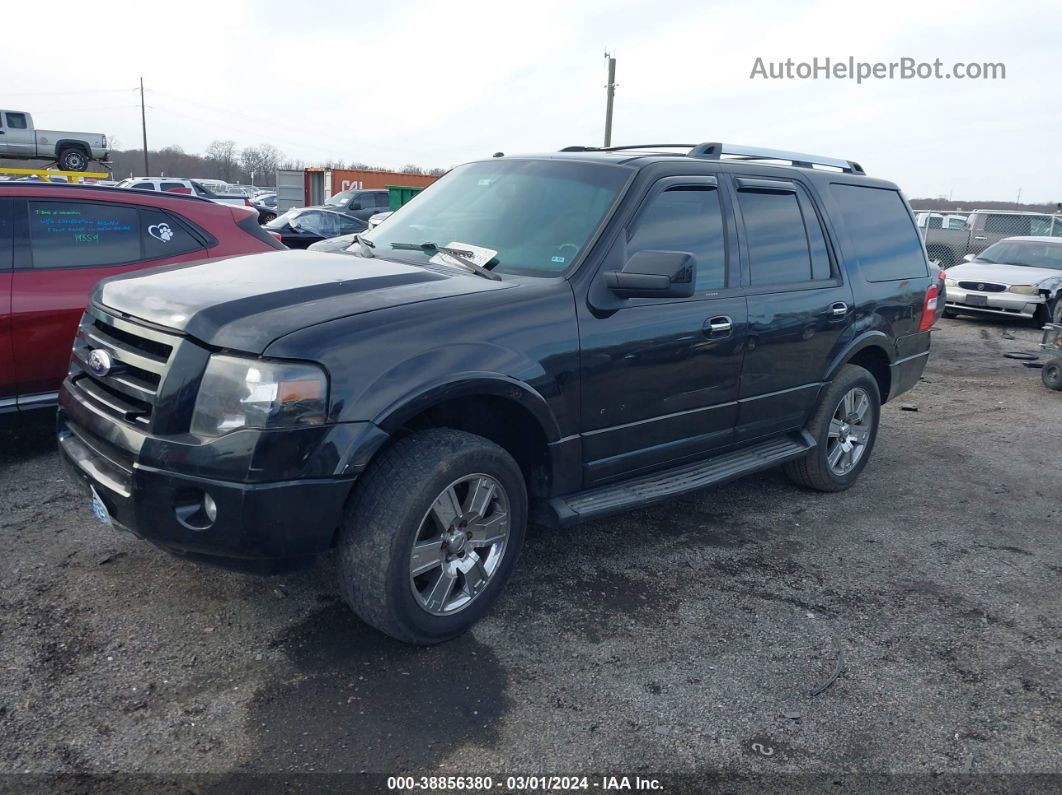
[784,364,881,492]
[57,148,88,171]
[337,428,527,645]
[1043,358,1062,391]
[1038,297,1062,326]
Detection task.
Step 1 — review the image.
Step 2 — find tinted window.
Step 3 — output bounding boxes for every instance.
[338,215,365,234]
[738,190,812,285]
[131,182,156,191]
[375,192,390,207]
[627,186,726,290]
[159,182,191,194]
[984,214,1031,235]
[6,113,28,129]
[141,209,204,260]
[829,184,928,281]
[29,201,140,268]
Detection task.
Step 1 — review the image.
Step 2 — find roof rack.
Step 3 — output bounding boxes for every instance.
[558,141,865,174]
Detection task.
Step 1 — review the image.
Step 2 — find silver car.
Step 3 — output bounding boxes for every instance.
[943,237,1062,324]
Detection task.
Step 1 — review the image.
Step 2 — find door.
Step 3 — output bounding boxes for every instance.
[578,176,747,485]
[730,177,854,441]
[2,112,35,156]
[11,198,206,398]
[0,198,14,408]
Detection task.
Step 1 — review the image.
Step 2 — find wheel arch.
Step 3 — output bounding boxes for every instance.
[824,333,894,403]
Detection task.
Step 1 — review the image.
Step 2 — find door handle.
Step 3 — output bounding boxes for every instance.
[829,302,848,318]
[973,235,987,241]
[704,316,733,337]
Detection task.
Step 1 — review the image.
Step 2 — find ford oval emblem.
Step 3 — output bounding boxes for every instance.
[87,349,113,377]
[977,283,985,291]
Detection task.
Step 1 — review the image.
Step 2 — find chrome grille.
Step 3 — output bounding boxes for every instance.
[958,281,1006,293]
[69,307,180,427]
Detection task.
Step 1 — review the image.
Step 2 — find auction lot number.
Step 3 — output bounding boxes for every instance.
[387,776,593,791]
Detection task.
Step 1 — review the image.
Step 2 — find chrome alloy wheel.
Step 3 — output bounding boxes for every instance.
[827,387,872,476]
[409,474,510,616]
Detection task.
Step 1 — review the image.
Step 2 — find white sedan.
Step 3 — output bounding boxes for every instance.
[943,236,1062,324]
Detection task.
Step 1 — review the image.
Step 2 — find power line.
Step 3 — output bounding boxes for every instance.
[0,87,137,96]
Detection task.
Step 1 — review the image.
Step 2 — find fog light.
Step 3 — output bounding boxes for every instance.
[174,489,218,531]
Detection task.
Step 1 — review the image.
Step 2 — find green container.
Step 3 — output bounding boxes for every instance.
[387,185,423,211]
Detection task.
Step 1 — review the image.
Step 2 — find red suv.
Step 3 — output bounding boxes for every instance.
[0,183,284,416]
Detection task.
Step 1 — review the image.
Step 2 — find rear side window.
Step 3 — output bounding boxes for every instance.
[159,182,192,194]
[5,112,28,129]
[829,184,927,281]
[627,185,727,290]
[375,192,390,207]
[29,201,141,268]
[737,187,832,286]
[141,209,205,260]
[28,201,203,268]
[130,182,156,191]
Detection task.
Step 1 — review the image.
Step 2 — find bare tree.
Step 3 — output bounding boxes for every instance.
[205,140,239,182]
[400,164,425,176]
[427,167,448,176]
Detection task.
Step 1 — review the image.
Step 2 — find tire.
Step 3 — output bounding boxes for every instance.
[784,364,881,492]
[1043,358,1062,391]
[1039,297,1062,326]
[57,148,88,172]
[337,428,527,645]
[261,212,277,224]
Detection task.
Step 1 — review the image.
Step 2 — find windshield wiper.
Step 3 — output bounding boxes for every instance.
[389,242,501,281]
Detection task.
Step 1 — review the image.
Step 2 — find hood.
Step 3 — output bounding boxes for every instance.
[93,250,514,353]
[949,260,1062,285]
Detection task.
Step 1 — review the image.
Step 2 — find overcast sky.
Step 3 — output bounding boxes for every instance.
[3,0,1059,201]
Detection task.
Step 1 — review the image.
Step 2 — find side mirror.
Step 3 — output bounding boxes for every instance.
[963,253,976,262]
[605,250,696,299]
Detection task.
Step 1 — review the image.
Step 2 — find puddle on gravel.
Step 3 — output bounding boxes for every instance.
[240,602,509,773]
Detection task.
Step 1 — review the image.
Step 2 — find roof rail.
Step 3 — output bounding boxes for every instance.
[690,142,865,174]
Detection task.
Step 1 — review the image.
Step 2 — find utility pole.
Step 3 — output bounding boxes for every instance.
[1015,187,1022,208]
[140,77,149,176]
[603,52,617,148]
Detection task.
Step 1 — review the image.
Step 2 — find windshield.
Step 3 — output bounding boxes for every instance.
[265,209,304,230]
[976,240,1062,270]
[325,190,355,208]
[361,159,630,276]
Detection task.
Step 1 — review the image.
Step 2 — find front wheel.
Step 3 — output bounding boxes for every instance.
[337,429,527,645]
[57,148,88,171]
[784,364,881,492]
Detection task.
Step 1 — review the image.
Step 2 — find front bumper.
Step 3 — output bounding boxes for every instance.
[945,285,1044,319]
[56,385,386,573]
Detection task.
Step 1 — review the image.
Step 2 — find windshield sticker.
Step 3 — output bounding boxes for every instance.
[430,241,498,269]
[147,222,174,242]
[552,256,565,263]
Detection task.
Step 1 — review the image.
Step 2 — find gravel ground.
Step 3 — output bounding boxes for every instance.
[1,316,1060,789]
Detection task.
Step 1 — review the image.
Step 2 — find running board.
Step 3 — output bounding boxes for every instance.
[543,432,815,527]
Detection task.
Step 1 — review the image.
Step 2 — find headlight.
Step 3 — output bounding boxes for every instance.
[944,277,958,287]
[1008,285,1040,295]
[191,355,328,436]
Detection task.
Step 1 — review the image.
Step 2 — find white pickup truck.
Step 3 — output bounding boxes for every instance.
[0,109,109,171]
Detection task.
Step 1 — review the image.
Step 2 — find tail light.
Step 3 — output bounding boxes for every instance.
[244,198,252,207]
[919,284,939,331]
[269,231,283,243]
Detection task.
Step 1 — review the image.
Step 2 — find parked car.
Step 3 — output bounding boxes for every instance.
[942,237,1062,324]
[924,210,1062,268]
[306,211,394,253]
[0,182,283,415]
[252,193,278,224]
[56,142,935,644]
[263,207,365,248]
[115,178,256,210]
[0,109,109,171]
[318,188,392,221]
[915,212,968,231]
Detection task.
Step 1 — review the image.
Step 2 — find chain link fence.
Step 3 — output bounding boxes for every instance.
[915,209,1062,268]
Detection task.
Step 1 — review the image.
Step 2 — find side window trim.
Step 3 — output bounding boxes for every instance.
[0,198,13,270]
[621,174,736,303]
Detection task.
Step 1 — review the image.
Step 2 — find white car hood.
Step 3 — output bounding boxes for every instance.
[949,261,1062,285]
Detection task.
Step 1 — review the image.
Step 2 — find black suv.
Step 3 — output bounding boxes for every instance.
[57,143,937,644]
